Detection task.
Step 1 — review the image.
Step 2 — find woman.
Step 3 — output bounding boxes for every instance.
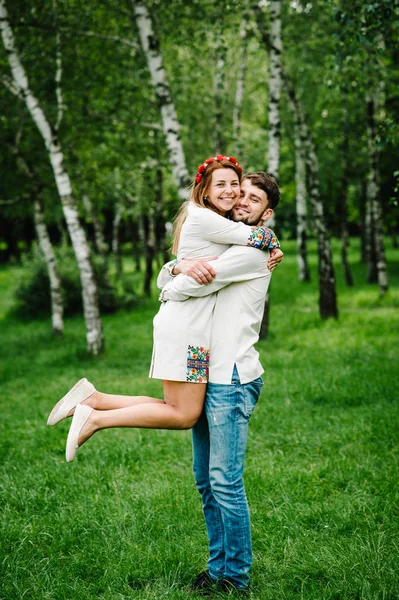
[47,156,282,462]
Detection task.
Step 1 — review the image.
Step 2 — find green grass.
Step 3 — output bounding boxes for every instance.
[0,238,398,600]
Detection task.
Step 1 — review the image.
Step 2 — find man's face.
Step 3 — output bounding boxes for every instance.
[232,179,274,225]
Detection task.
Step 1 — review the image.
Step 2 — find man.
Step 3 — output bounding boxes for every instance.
[158,172,281,596]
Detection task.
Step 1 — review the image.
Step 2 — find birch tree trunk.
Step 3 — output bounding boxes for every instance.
[254,2,338,319]
[305,139,338,318]
[153,160,169,265]
[286,85,338,319]
[365,92,388,295]
[267,0,282,180]
[112,200,123,279]
[340,105,354,287]
[33,197,64,335]
[133,1,190,200]
[232,16,249,152]
[0,0,103,354]
[9,143,64,335]
[82,194,107,258]
[259,0,282,338]
[142,212,156,297]
[213,26,227,154]
[359,180,368,263]
[295,124,310,282]
[129,218,142,272]
[365,177,377,282]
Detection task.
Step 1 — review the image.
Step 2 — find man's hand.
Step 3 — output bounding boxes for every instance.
[173,257,218,284]
[268,248,284,271]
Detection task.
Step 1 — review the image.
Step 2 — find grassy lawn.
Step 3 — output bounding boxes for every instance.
[0,239,398,600]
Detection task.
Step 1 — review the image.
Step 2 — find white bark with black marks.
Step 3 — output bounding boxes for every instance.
[295,125,310,282]
[33,197,64,335]
[286,82,338,318]
[112,200,123,279]
[133,1,190,200]
[366,92,388,295]
[253,3,338,319]
[82,194,107,258]
[232,15,249,151]
[258,0,282,337]
[213,26,227,154]
[10,141,64,335]
[340,102,353,287]
[267,0,282,179]
[0,0,103,353]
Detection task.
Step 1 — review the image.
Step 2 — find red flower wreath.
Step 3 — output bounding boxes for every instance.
[195,155,243,185]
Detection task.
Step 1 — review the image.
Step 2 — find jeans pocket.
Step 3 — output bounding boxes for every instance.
[243,379,263,419]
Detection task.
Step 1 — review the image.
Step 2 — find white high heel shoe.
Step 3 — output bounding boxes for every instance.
[47,378,95,426]
[65,403,94,463]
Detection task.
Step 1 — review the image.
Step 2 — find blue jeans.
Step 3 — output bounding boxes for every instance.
[192,365,263,589]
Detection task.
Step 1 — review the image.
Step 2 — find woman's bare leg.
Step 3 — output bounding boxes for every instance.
[77,381,206,447]
[82,391,165,411]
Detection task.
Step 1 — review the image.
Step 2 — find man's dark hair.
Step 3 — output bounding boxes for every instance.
[242,172,280,209]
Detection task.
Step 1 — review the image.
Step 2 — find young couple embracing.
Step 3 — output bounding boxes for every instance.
[48,155,282,596]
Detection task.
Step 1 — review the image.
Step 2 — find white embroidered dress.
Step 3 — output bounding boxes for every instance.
[149,203,278,383]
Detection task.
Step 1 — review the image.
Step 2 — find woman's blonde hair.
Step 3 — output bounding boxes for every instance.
[172,158,242,255]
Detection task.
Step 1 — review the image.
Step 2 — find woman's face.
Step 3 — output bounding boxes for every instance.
[206,168,240,216]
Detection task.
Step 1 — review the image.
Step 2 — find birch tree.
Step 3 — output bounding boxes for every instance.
[0,0,103,353]
[82,194,107,259]
[232,15,249,154]
[295,124,310,282]
[366,90,388,294]
[213,26,227,154]
[112,200,123,279]
[285,78,338,318]
[254,2,338,319]
[9,144,64,335]
[258,0,282,338]
[267,0,282,180]
[340,100,354,287]
[142,211,156,297]
[133,1,190,200]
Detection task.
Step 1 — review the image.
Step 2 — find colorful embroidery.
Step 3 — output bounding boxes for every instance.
[186,345,210,383]
[246,227,280,250]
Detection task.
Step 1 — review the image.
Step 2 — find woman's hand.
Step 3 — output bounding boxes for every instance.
[268,248,284,271]
[173,257,218,284]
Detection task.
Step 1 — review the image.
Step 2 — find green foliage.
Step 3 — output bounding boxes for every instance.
[12,245,137,318]
[0,0,398,255]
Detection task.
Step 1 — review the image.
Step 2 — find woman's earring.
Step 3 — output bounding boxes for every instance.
[203,196,208,201]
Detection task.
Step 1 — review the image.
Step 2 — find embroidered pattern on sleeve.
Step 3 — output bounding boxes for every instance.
[246,227,280,250]
[186,345,210,383]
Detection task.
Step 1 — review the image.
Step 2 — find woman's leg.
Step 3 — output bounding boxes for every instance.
[82,391,165,411]
[76,381,206,447]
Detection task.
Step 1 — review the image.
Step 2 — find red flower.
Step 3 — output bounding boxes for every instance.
[216,154,226,161]
[195,175,202,184]
[197,164,206,174]
[205,158,214,165]
[229,156,237,164]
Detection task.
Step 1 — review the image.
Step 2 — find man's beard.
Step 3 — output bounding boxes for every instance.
[232,212,262,226]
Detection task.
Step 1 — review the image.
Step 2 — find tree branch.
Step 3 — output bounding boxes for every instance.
[1,73,21,97]
[0,194,29,205]
[16,20,138,49]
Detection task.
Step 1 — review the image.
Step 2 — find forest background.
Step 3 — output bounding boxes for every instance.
[0,1,399,599]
